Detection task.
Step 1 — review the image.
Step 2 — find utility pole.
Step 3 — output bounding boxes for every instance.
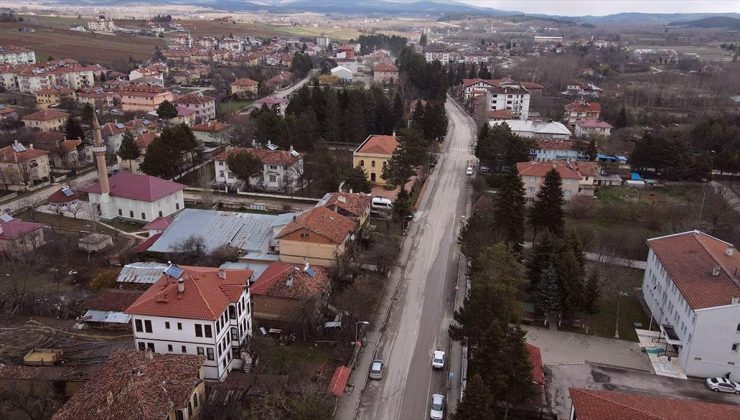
[614,290,629,339]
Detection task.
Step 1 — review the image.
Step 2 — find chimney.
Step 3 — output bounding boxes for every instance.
[177,277,185,293]
[286,273,294,287]
[289,145,294,153]
[392,131,396,137]
[726,245,735,257]
[304,261,310,272]
[218,268,226,280]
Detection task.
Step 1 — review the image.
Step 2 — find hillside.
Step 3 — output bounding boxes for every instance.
[667,16,740,28]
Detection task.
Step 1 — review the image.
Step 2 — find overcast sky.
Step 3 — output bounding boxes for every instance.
[459,1,740,16]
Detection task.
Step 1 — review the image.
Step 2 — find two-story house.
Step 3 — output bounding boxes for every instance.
[0,213,45,254]
[276,206,357,267]
[516,161,582,202]
[213,145,304,193]
[316,192,372,227]
[125,264,254,381]
[119,86,174,113]
[174,94,216,122]
[372,62,399,85]
[641,231,740,379]
[230,78,258,98]
[21,109,68,132]
[0,141,50,191]
[575,119,613,138]
[564,100,601,127]
[530,139,586,162]
[352,134,399,185]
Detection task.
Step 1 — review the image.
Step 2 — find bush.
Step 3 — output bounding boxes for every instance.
[89,268,120,290]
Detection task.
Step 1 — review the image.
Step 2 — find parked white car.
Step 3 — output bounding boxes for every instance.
[705,377,740,394]
[432,350,445,369]
[369,359,384,380]
[430,393,444,419]
[466,166,473,176]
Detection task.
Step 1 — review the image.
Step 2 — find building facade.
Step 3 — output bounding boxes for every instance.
[213,146,304,193]
[119,86,174,112]
[0,45,36,65]
[174,94,216,121]
[352,134,399,185]
[516,161,582,202]
[0,141,51,191]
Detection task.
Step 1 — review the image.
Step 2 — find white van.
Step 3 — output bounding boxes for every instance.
[372,197,393,211]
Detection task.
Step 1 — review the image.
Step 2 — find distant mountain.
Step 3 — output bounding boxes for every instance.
[667,16,740,29]
[569,12,740,25]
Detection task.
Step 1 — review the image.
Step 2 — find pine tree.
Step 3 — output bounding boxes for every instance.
[139,137,180,179]
[419,33,428,47]
[117,131,140,172]
[582,270,601,314]
[556,247,584,317]
[391,92,404,130]
[393,187,413,221]
[586,138,598,160]
[410,100,425,133]
[614,105,628,128]
[526,231,556,289]
[64,116,85,141]
[343,165,373,193]
[494,165,526,253]
[156,100,178,120]
[529,168,565,239]
[452,374,494,420]
[536,265,562,318]
[226,150,263,191]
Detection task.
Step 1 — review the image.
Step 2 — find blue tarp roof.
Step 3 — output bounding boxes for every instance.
[631,172,643,181]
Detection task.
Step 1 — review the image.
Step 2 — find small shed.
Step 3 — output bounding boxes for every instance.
[78,233,113,252]
[331,65,353,82]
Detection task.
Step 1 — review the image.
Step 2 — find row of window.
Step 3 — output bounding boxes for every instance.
[358,160,387,169]
[118,205,179,220]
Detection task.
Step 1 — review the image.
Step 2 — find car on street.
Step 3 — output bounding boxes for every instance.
[705,377,740,394]
[466,166,473,176]
[430,393,444,419]
[369,359,384,380]
[432,350,445,369]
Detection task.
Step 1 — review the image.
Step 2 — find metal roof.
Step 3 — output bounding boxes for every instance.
[147,208,296,255]
[81,310,131,324]
[116,262,169,284]
[219,261,271,283]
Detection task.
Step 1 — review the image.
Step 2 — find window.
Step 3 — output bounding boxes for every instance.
[360,159,364,167]
[231,328,238,341]
[177,322,182,330]
[168,344,173,352]
[371,160,376,168]
[193,394,198,408]
[733,343,739,352]
[176,410,184,420]
[195,324,203,337]
[197,347,204,356]
[176,203,180,210]
[737,323,740,332]
[138,342,145,351]
[206,348,214,360]
[135,319,143,332]
[158,211,163,217]
[165,321,170,329]
[129,210,134,218]
[229,306,236,320]
[146,343,155,352]
[141,212,146,219]
[269,165,278,170]
[144,320,152,333]
[118,209,122,216]
[269,175,276,183]
[204,325,213,338]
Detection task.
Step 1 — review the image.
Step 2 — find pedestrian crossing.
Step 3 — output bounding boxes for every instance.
[449,147,473,153]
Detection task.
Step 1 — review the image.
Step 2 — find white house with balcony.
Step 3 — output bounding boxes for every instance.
[213,144,304,193]
[641,231,740,379]
[125,264,254,381]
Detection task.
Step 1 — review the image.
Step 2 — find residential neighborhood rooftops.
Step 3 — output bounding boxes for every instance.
[565,100,601,113]
[52,350,205,420]
[251,262,328,300]
[193,120,230,132]
[373,61,398,72]
[231,78,258,87]
[174,93,215,105]
[277,206,357,245]
[0,215,44,240]
[116,262,169,285]
[317,192,372,219]
[576,118,613,129]
[47,186,79,203]
[125,264,252,320]
[354,134,399,156]
[568,387,740,420]
[0,142,49,163]
[81,173,185,202]
[214,146,302,166]
[647,231,739,310]
[516,161,583,179]
[21,109,69,121]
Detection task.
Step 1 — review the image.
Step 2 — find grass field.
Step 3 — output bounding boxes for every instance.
[0,18,164,64]
[218,99,251,116]
[179,19,402,41]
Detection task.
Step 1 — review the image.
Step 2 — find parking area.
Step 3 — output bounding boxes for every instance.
[547,363,740,419]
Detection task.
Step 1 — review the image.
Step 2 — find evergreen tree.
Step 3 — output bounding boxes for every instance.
[343,165,373,193]
[81,103,95,126]
[494,165,526,253]
[529,168,565,239]
[536,265,562,318]
[556,247,584,317]
[614,105,628,128]
[419,33,428,47]
[525,231,556,289]
[139,137,181,179]
[458,196,496,264]
[382,128,428,187]
[303,141,339,195]
[117,131,140,173]
[478,63,492,79]
[226,150,263,191]
[452,374,493,420]
[156,100,178,120]
[410,100,425,133]
[64,116,85,141]
[586,138,598,161]
[582,270,601,314]
[393,187,413,221]
[391,92,405,130]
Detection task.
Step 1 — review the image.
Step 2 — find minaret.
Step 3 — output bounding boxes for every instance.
[91,109,113,219]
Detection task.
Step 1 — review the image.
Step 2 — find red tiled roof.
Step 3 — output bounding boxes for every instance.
[81,173,185,202]
[86,289,144,312]
[135,132,157,149]
[21,109,69,121]
[142,216,173,231]
[565,100,601,113]
[569,387,740,420]
[125,265,253,320]
[527,344,544,385]
[355,134,399,156]
[101,122,125,137]
[176,106,196,117]
[0,216,44,240]
[373,62,398,73]
[463,78,494,89]
[0,144,49,163]
[489,109,513,119]
[174,94,214,106]
[322,192,371,218]
[574,161,599,177]
[648,231,740,310]
[277,206,357,245]
[576,118,612,129]
[251,262,328,300]
[516,161,582,180]
[232,78,258,87]
[214,147,301,166]
[60,139,81,153]
[535,139,577,151]
[34,130,66,145]
[52,350,205,420]
[521,81,544,90]
[193,121,229,132]
[132,233,161,254]
[48,187,80,204]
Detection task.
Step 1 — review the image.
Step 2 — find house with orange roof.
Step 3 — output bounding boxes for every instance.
[372,61,398,84]
[125,264,253,381]
[174,93,216,121]
[642,231,740,379]
[192,120,231,145]
[119,86,174,112]
[353,133,400,185]
[564,100,601,126]
[34,87,75,109]
[250,262,329,324]
[276,206,358,266]
[230,78,259,98]
[316,192,372,227]
[516,161,583,202]
[213,145,303,193]
[0,141,50,190]
[21,109,69,132]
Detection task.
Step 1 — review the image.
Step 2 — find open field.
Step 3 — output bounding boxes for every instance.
[0,19,164,64]
[630,44,736,61]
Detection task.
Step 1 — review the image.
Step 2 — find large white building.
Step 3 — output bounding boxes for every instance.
[214,145,304,193]
[486,84,531,120]
[642,231,740,379]
[0,45,36,65]
[490,119,572,140]
[81,172,185,222]
[125,264,254,381]
[0,60,97,93]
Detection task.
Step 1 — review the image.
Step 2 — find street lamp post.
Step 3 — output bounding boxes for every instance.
[615,291,629,339]
[355,321,369,346]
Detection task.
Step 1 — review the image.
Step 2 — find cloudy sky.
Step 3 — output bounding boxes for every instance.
[459,0,740,16]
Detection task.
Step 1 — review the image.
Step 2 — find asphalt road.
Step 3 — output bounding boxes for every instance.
[356,98,476,420]
[240,69,318,113]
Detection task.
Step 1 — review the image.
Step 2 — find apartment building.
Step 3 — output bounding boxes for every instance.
[0,60,96,93]
[125,264,254,381]
[516,161,582,202]
[213,145,304,192]
[641,231,740,379]
[0,45,36,65]
[119,86,174,112]
[174,94,216,121]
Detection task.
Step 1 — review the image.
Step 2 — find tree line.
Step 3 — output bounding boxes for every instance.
[354,34,408,56]
[397,47,448,102]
